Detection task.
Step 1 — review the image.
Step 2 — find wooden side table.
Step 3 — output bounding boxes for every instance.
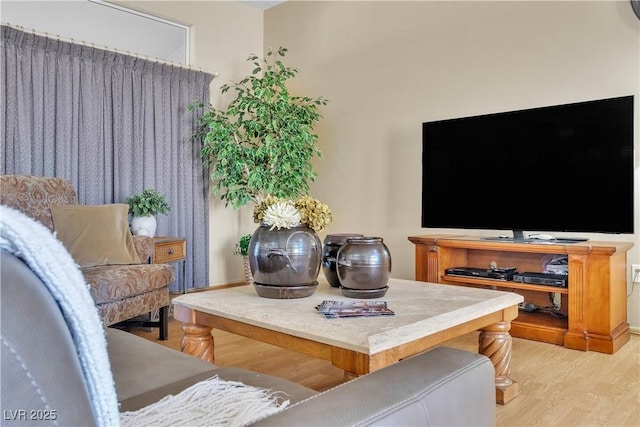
[152,237,187,294]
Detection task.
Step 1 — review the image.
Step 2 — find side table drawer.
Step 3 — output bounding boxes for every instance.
[153,239,186,263]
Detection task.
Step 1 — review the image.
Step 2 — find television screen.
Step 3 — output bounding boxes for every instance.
[421,95,634,237]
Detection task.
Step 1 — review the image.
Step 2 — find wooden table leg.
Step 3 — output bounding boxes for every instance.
[479,321,518,404]
[181,323,214,363]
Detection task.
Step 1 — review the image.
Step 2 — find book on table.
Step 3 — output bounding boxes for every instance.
[316,300,395,318]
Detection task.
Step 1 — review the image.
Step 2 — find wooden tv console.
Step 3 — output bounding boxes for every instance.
[408,235,634,354]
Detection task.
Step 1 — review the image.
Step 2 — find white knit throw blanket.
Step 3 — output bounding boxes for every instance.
[120,375,290,427]
[0,206,121,426]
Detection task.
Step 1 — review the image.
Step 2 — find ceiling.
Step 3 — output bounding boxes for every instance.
[237,1,287,10]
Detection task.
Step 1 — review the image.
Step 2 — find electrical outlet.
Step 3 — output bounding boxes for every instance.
[632,264,640,283]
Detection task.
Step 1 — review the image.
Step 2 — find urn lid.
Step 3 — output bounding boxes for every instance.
[345,236,383,244]
[323,233,364,245]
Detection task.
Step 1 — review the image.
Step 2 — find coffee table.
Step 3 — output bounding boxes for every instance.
[173,277,524,403]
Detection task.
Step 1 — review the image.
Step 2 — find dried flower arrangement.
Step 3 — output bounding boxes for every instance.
[253,195,332,232]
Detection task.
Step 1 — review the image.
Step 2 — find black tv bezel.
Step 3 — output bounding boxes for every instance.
[420,95,635,237]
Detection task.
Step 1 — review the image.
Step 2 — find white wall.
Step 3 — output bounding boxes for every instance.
[263,1,640,331]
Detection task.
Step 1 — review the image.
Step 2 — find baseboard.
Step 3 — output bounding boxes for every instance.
[169,282,246,297]
[630,326,640,335]
[206,282,247,290]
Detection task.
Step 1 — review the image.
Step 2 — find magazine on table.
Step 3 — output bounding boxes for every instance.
[316,300,395,319]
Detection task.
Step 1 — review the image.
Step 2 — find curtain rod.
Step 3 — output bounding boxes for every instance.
[2,22,219,79]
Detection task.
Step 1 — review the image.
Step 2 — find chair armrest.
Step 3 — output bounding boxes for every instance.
[133,235,154,262]
[252,347,496,426]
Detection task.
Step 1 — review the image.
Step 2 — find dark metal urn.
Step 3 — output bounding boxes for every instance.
[336,236,392,298]
[248,223,322,298]
[322,233,364,287]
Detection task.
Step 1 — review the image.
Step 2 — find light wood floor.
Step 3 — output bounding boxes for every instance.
[129,316,640,426]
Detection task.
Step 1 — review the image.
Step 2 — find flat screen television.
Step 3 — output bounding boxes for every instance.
[421,95,635,240]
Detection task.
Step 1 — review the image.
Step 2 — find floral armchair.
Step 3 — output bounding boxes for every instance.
[0,174,173,339]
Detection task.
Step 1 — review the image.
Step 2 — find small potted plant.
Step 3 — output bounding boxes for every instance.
[234,234,252,257]
[234,234,253,285]
[124,189,170,237]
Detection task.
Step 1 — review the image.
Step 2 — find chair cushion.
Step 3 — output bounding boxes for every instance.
[82,263,173,305]
[51,203,141,267]
[98,287,170,326]
[106,328,317,412]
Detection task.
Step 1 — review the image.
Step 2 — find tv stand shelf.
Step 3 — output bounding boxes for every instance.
[408,235,634,354]
[442,274,569,294]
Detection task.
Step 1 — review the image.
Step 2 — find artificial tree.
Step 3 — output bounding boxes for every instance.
[192,47,328,208]
[192,47,330,297]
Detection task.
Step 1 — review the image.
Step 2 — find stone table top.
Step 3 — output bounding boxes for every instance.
[173,277,523,355]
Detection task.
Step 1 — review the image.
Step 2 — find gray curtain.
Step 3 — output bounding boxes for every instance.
[1,25,213,292]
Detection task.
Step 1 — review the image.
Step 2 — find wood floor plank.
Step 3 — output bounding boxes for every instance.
[127,316,640,426]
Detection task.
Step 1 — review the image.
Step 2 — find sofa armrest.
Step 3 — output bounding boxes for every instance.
[1,252,97,426]
[252,347,496,427]
[133,235,154,262]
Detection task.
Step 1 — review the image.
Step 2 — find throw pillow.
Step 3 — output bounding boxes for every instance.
[50,204,141,267]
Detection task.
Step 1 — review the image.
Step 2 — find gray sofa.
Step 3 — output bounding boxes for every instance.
[1,219,496,426]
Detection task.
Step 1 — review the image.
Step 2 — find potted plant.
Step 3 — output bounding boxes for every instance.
[191,47,331,298]
[124,189,170,237]
[234,233,252,257]
[234,234,253,285]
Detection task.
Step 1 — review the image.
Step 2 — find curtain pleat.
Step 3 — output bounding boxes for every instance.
[1,25,213,292]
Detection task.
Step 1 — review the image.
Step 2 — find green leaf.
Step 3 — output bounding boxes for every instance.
[189,46,328,208]
[124,189,170,216]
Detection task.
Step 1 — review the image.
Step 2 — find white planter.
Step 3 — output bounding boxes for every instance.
[131,215,157,237]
